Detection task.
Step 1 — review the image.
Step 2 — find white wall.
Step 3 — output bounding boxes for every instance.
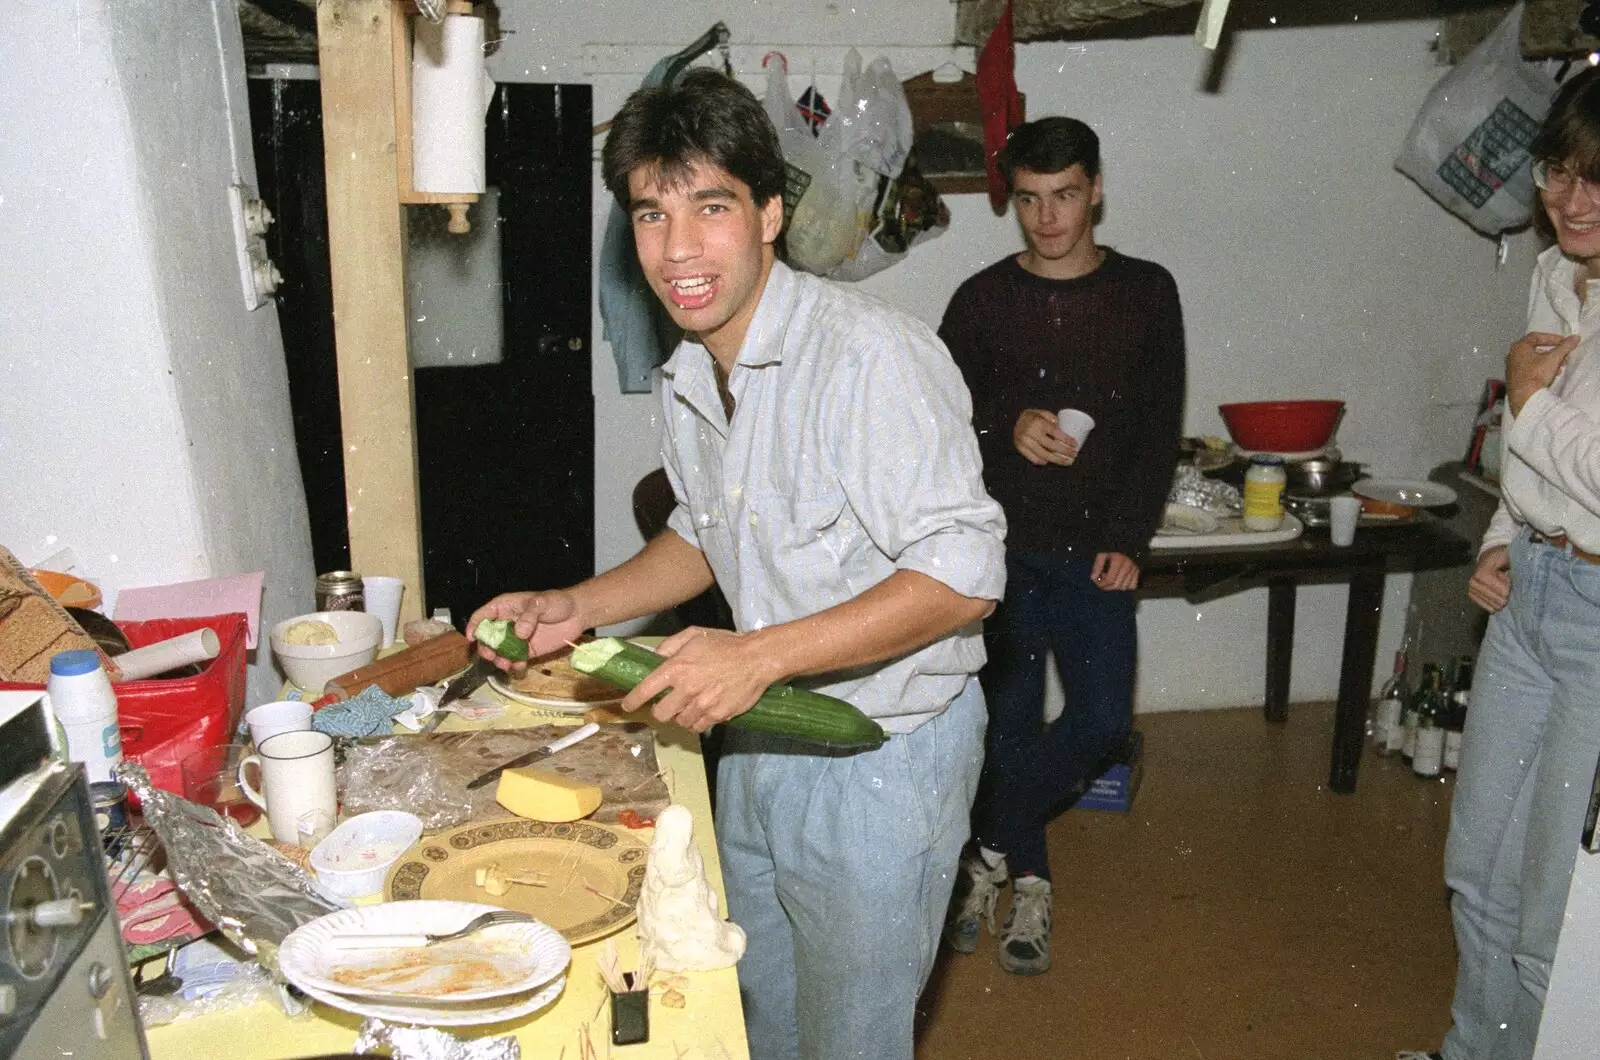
[503,4,1536,711]
[0,1,314,705]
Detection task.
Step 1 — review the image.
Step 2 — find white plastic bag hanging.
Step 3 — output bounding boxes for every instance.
[1395,4,1557,235]
[765,54,867,275]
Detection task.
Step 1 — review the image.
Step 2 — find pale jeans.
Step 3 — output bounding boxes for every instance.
[1442,529,1600,1060]
[715,678,986,1060]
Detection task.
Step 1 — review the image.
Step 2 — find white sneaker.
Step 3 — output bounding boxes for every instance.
[998,875,1052,975]
[945,853,1007,954]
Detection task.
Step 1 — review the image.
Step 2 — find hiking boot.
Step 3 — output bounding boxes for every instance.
[945,853,1007,954]
[998,875,1053,975]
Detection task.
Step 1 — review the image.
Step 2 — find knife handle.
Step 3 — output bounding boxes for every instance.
[545,722,601,754]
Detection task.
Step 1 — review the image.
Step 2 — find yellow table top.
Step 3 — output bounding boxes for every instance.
[144,682,750,1060]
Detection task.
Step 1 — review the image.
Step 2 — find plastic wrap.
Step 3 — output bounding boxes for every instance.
[1169,464,1242,514]
[137,960,309,1027]
[353,1019,521,1059]
[338,738,474,831]
[117,763,344,973]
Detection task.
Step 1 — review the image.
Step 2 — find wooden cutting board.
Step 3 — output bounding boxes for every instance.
[342,723,669,829]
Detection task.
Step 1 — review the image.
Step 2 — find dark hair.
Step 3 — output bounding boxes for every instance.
[997,116,1101,191]
[1531,67,1600,238]
[601,68,786,208]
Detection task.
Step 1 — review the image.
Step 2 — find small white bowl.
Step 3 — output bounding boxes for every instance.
[270,610,383,692]
[309,811,424,898]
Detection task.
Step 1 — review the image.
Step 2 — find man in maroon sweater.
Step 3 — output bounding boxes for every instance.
[940,116,1185,975]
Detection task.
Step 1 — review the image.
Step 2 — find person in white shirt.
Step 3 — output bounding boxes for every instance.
[1421,68,1600,1060]
[470,70,1006,1060]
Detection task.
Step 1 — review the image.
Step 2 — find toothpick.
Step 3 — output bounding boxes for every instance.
[628,767,669,793]
[585,883,628,905]
[566,639,583,650]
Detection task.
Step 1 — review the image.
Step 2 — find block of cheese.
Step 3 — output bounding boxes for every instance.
[495,766,603,822]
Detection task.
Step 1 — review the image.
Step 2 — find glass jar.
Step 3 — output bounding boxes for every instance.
[1243,456,1286,531]
[315,570,366,612]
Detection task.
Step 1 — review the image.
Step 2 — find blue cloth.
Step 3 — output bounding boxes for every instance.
[972,550,1135,879]
[310,685,408,739]
[596,54,683,394]
[715,678,985,1060]
[1441,528,1600,1060]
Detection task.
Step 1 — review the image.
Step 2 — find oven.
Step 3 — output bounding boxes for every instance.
[0,691,147,1059]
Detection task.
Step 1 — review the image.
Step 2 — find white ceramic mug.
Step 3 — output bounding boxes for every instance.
[238,729,337,845]
[1056,408,1096,449]
[1329,496,1363,547]
[245,700,314,746]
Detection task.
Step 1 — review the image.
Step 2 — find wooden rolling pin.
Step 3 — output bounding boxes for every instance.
[318,629,472,703]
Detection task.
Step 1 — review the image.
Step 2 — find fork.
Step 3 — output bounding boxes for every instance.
[328,909,535,950]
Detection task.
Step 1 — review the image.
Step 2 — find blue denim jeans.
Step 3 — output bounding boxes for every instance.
[1442,529,1600,1060]
[972,550,1136,879]
[715,678,985,1060]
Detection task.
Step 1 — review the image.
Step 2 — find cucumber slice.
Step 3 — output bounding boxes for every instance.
[473,618,530,662]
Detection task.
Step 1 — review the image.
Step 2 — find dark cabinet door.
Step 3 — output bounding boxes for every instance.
[249,80,594,624]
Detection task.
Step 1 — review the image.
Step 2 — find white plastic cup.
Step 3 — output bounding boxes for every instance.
[47,650,122,783]
[362,576,404,648]
[1329,496,1363,547]
[245,700,314,746]
[1056,408,1096,448]
[239,729,338,845]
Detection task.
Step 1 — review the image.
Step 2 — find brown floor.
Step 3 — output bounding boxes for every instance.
[916,703,1459,1060]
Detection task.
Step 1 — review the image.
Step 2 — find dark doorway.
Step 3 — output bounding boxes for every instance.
[248,79,595,624]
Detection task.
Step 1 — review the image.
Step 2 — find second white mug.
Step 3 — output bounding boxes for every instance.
[238,729,337,846]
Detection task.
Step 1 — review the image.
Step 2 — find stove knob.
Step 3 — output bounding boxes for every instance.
[87,961,114,999]
[0,983,15,1017]
[48,819,70,859]
[31,897,90,928]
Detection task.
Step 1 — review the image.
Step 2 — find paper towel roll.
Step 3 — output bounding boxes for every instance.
[412,13,495,194]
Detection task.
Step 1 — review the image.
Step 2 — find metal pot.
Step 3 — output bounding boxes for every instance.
[1286,458,1359,494]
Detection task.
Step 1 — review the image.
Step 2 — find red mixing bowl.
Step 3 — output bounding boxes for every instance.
[1218,400,1345,453]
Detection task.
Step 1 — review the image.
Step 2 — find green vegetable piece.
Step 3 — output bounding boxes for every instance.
[570,637,887,750]
[473,618,529,661]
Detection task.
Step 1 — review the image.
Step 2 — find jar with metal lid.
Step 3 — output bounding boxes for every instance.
[315,570,366,612]
[1243,455,1286,531]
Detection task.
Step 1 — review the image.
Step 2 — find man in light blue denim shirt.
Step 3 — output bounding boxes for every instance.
[470,70,1005,1060]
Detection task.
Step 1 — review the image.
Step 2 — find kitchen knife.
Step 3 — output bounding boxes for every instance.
[439,656,496,708]
[465,722,601,790]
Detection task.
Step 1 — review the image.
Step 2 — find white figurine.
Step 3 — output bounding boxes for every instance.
[636,804,746,971]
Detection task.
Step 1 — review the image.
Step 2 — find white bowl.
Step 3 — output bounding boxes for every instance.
[309,811,424,898]
[270,610,383,692]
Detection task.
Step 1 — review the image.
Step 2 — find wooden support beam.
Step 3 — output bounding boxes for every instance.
[315,0,426,624]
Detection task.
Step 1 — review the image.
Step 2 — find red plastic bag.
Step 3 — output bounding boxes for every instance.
[0,613,249,795]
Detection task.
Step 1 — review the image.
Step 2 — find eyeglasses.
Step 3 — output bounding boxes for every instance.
[1531,158,1600,198]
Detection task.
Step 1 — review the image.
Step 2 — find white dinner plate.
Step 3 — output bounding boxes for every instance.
[278,900,570,1002]
[1351,478,1458,508]
[292,972,566,1027]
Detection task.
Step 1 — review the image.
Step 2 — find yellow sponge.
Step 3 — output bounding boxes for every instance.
[495,767,602,822]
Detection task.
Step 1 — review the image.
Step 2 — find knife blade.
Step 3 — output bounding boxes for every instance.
[465,722,602,790]
[439,656,496,708]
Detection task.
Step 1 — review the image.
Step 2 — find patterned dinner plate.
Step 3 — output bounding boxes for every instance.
[385,818,648,946]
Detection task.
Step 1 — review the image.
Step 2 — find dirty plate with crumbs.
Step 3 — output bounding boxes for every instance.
[278,900,570,1002]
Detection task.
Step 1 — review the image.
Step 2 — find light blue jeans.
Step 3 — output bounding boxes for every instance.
[1442,529,1600,1060]
[715,678,986,1060]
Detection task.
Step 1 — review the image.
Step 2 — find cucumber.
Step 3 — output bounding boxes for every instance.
[473,618,529,662]
[570,637,887,749]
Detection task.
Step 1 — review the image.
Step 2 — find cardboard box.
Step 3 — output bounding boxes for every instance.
[1075,730,1143,813]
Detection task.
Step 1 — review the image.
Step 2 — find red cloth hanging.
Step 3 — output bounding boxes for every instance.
[977,0,1024,213]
